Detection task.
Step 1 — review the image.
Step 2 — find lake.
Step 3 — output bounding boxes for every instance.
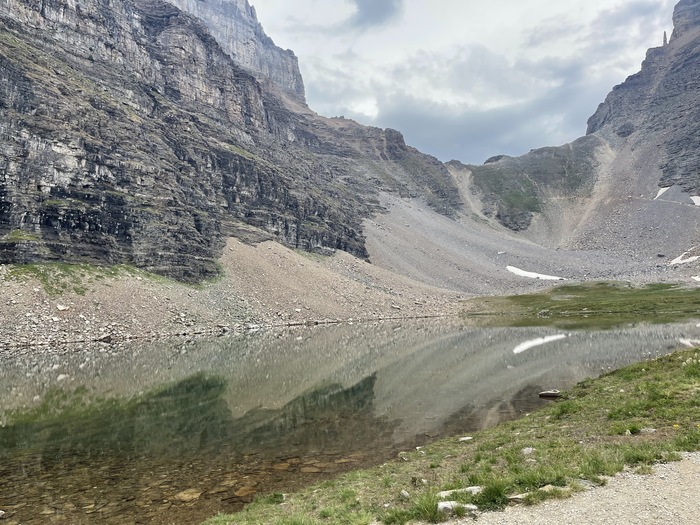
[1,320,698,524]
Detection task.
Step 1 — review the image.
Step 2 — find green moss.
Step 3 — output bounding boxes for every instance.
[41,199,74,208]
[503,189,542,213]
[1,229,40,242]
[3,262,165,296]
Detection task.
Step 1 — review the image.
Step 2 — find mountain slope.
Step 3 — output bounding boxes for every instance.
[453,0,700,264]
[0,0,459,281]
[1,0,698,291]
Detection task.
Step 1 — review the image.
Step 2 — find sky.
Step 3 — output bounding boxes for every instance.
[251,0,676,164]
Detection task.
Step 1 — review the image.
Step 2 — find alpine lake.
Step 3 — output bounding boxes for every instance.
[1,282,699,524]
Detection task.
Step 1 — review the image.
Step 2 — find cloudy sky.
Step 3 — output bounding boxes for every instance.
[251,0,676,163]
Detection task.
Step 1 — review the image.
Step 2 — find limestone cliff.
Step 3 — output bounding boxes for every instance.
[166,0,306,101]
[0,0,458,281]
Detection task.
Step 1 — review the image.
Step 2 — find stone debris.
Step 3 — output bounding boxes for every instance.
[233,486,257,498]
[174,489,202,503]
[437,501,478,515]
[437,486,483,499]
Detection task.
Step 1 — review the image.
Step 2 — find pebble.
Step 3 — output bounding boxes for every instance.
[174,489,202,502]
[438,487,483,499]
[438,501,478,514]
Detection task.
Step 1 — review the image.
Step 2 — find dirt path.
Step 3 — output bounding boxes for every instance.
[432,452,700,525]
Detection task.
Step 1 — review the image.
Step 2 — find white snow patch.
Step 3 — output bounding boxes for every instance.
[691,196,700,206]
[692,276,700,282]
[670,249,700,265]
[513,334,569,355]
[679,339,700,348]
[507,266,566,281]
[655,187,670,200]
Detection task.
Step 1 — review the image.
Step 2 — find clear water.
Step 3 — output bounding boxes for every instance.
[1,320,698,524]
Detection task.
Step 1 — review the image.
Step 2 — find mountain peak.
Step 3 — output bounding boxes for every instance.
[167,0,306,101]
[672,0,700,39]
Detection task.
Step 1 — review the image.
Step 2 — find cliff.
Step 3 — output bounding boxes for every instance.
[587,0,700,195]
[166,0,306,101]
[0,0,458,281]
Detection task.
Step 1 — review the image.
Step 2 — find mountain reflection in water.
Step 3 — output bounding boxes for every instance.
[1,321,697,524]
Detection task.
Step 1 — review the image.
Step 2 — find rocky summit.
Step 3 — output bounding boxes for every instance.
[0,0,699,287]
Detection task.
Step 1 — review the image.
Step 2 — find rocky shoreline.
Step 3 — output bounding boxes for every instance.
[0,238,464,354]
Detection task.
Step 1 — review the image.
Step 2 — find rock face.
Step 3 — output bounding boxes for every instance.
[458,0,700,257]
[587,0,700,195]
[166,0,306,101]
[671,0,700,39]
[0,0,458,281]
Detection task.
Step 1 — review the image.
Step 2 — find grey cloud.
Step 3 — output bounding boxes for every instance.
[526,18,581,48]
[345,0,404,29]
[278,0,404,35]
[300,1,675,163]
[371,72,613,164]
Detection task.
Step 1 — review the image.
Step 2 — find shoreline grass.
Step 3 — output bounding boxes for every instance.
[460,281,700,329]
[203,345,700,525]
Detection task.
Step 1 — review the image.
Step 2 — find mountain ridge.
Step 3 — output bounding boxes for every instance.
[0,0,698,288]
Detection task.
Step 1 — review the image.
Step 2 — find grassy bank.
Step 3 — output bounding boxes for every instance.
[204,344,700,525]
[461,281,700,329]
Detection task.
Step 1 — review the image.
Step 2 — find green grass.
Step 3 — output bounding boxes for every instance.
[461,281,700,329]
[203,346,700,525]
[1,229,40,242]
[3,262,167,296]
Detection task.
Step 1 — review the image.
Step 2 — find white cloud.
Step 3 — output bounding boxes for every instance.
[251,0,676,162]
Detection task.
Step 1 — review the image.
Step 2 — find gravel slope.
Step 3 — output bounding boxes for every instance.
[364,194,700,296]
[0,237,462,349]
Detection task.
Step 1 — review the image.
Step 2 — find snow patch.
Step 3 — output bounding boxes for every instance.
[513,334,569,355]
[507,266,566,281]
[679,339,700,348]
[670,248,700,265]
[691,196,700,206]
[655,187,670,200]
[692,276,700,282]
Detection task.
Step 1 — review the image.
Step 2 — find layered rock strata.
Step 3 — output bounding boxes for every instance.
[0,0,458,281]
